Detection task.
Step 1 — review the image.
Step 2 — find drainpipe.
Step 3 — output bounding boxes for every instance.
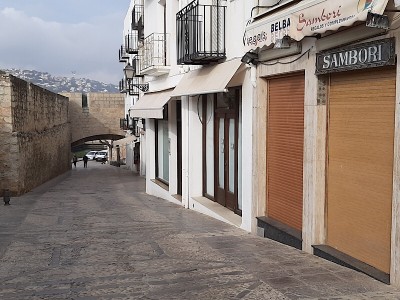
[186,96,190,209]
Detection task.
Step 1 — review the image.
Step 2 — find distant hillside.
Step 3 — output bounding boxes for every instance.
[2,69,119,93]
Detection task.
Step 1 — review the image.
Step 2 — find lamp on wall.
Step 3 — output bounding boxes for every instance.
[366,12,389,30]
[241,51,259,65]
[274,35,291,49]
[123,62,149,92]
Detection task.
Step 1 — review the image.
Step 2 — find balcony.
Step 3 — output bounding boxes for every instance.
[119,45,129,62]
[131,56,143,77]
[120,118,128,130]
[131,118,141,136]
[139,33,170,76]
[125,32,140,54]
[177,0,226,65]
[129,118,137,131]
[127,77,142,96]
[119,79,127,93]
[131,4,144,32]
[132,4,144,41]
[120,116,137,131]
[119,76,146,96]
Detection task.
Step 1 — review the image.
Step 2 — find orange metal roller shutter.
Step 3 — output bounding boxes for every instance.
[327,67,395,273]
[267,74,305,231]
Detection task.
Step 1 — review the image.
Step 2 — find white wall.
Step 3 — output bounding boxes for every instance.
[140,133,146,176]
[188,96,204,199]
[144,0,165,37]
[166,0,179,67]
[137,0,257,231]
[145,119,156,195]
[181,95,203,208]
[181,96,190,208]
[225,0,248,60]
[126,143,134,170]
[240,67,254,232]
[168,101,178,195]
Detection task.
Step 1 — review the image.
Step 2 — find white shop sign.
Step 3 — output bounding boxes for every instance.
[244,0,389,51]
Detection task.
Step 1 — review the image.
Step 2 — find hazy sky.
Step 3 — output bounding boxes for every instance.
[0,0,131,85]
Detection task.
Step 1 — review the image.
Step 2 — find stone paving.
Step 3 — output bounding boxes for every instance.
[1,161,400,299]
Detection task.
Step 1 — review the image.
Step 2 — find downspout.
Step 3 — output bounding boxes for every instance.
[186,96,190,209]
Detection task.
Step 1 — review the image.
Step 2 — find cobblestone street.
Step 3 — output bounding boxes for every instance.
[1,161,400,299]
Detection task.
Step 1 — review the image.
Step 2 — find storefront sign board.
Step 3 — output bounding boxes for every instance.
[315,38,395,74]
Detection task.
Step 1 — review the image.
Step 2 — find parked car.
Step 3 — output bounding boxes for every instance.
[85,151,98,160]
[95,150,108,162]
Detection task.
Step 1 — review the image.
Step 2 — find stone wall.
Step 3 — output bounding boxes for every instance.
[0,73,70,196]
[64,92,125,145]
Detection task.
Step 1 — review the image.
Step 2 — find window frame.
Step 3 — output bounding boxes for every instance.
[155,105,169,186]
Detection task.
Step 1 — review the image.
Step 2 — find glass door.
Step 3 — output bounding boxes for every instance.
[177,101,182,195]
[215,112,237,211]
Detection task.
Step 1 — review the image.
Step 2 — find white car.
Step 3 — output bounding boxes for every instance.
[85,151,98,160]
[95,151,108,162]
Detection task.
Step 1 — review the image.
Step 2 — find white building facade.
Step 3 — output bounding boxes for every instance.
[120,0,400,286]
[123,0,255,231]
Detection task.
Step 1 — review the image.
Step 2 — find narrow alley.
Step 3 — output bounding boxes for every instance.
[0,162,399,299]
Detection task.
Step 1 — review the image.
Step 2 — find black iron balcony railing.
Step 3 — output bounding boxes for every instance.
[121,117,137,131]
[125,32,140,54]
[120,118,128,130]
[129,118,135,131]
[128,77,141,96]
[119,79,127,93]
[139,33,169,72]
[177,0,226,65]
[119,45,129,62]
[120,77,147,95]
[138,20,144,41]
[131,118,141,136]
[131,56,143,77]
[132,4,144,31]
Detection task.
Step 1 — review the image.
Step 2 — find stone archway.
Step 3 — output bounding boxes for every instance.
[71,134,125,148]
[65,92,126,146]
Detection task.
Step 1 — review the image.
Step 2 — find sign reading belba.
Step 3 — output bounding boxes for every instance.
[316,38,395,74]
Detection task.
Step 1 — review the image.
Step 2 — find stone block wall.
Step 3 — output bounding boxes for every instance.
[63,92,125,144]
[0,73,70,196]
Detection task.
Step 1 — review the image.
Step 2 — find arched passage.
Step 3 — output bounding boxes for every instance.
[71,134,125,148]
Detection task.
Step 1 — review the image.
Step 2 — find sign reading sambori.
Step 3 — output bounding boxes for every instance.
[316,38,395,74]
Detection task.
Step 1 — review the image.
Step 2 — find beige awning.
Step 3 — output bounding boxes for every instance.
[171,58,244,97]
[113,135,137,146]
[130,88,174,119]
[244,0,389,51]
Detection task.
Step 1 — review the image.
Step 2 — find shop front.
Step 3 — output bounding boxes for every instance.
[314,38,396,283]
[171,58,246,221]
[130,88,183,204]
[201,89,242,214]
[245,0,400,285]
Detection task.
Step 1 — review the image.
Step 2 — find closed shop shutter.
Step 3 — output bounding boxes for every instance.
[327,67,395,273]
[267,73,304,231]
